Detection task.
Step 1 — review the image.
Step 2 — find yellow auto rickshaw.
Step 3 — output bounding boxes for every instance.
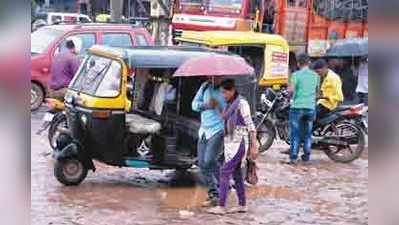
[176,31,290,88]
[53,45,255,186]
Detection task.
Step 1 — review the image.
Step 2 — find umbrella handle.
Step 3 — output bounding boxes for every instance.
[212,76,215,88]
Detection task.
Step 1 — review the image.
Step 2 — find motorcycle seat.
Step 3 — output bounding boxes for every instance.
[333,105,352,112]
[331,104,364,113]
[126,113,161,134]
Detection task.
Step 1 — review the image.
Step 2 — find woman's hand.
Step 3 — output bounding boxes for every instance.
[249,141,259,160]
[248,131,259,160]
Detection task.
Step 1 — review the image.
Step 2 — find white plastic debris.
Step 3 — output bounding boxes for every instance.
[179,210,195,218]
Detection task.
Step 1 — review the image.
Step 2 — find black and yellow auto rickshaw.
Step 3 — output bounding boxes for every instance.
[53,45,255,186]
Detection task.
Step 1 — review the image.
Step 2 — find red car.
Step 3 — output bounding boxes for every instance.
[31,24,154,110]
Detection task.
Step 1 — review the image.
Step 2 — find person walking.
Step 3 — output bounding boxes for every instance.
[192,77,226,207]
[207,79,258,215]
[49,39,81,100]
[356,57,368,106]
[313,59,344,118]
[287,53,320,164]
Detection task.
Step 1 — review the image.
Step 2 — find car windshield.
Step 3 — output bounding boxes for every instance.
[209,0,243,9]
[70,55,122,98]
[31,28,66,55]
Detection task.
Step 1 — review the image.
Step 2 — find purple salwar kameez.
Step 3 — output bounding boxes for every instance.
[219,96,256,207]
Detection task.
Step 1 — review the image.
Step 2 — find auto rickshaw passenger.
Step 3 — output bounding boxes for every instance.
[137,69,176,116]
[313,59,344,118]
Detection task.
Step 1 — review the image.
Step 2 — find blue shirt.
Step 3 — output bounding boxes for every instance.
[192,82,226,139]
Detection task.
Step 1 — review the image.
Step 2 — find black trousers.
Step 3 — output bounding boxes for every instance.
[316,104,331,119]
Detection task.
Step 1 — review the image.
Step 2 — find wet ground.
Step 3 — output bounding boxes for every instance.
[31,109,368,225]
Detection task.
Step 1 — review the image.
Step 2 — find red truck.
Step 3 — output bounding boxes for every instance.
[31,23,154,110]
[172,0,368,57]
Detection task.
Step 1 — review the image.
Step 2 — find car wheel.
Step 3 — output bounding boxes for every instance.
[31,82,44,111]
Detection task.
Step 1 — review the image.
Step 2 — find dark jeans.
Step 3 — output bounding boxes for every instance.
[289,108,316,161]
[316,104,331,119]
[197,131,224,198]
[358,92,368,106]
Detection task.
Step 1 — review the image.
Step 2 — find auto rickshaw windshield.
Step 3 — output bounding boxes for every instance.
[70,54,122,98]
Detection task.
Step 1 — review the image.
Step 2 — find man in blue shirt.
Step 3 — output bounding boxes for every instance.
[192,77,226,207]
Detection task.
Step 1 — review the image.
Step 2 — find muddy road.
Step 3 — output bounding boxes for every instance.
[31,110,368,225]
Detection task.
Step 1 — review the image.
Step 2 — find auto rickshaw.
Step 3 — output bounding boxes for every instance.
[175,31,290,88]
[53,45,255,186]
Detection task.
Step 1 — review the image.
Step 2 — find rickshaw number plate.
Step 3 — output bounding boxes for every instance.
[43,113,55,122]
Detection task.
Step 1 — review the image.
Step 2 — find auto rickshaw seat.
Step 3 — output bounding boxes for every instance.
[126,113,161,134]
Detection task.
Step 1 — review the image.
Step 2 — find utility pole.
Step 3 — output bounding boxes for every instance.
[110,0,124,23]
[150,0,172,45]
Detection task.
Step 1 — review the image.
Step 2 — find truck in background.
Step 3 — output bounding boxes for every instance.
[172,0,368,58]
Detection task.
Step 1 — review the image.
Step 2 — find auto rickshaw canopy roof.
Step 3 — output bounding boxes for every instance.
[176,31,289,51]
[88,45,242,69]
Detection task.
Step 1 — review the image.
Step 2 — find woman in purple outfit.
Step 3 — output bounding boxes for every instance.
[207,79,258,215]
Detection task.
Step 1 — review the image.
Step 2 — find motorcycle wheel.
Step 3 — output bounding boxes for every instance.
[256,119,276,153]
[324,122,365,163]
[54,158,88,186]
[350,118,368,135]
[48,113,67,150]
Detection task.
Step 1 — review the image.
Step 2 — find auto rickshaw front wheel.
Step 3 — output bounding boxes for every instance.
[54,158,88,186]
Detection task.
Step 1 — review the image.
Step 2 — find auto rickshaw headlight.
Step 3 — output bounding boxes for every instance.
[81,114,88,126]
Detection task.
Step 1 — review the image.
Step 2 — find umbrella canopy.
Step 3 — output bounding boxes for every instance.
[326,38,368,57]
[173,54,254,77]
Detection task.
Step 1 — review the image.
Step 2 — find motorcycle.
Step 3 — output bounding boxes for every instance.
[350,105,368,135]
[255,88,366,163]
[36,98,67,150]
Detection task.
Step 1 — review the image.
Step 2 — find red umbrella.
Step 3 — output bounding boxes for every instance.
[173,54,254,77]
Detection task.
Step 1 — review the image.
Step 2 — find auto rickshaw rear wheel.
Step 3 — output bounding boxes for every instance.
[54,158,88,186]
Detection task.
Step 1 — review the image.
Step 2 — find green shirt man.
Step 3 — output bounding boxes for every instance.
[289,67,320,110]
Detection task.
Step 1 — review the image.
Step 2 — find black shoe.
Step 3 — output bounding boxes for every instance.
[280,149,291,155]
[202,195,218,207]
[282,159,298,166]
[301,155,310,162]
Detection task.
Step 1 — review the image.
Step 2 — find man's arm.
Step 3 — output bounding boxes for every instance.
[70,56,81,77]
[192,82,207,112]
[287,74,295,97]
[331,77,344,104]
[316,76,322,99]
